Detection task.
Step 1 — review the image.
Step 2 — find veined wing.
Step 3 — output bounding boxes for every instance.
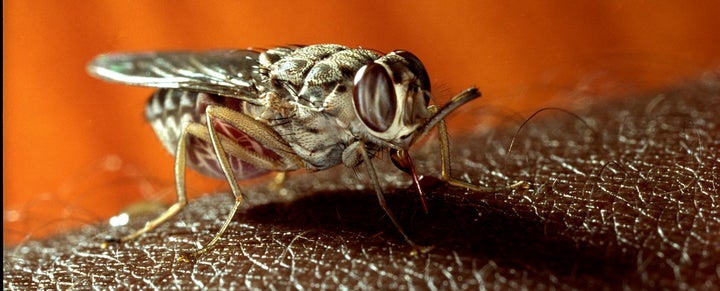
[88,50,263,101]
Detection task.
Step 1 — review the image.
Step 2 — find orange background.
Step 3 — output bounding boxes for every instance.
[4,1,719,245]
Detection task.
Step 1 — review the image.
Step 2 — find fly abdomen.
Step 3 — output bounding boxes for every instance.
[145,88,275,179]
[145,89,204,154]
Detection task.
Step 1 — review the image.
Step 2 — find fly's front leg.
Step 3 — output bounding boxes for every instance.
[178,105,302,262]
[437,120,529,192]
[358,142,433,255]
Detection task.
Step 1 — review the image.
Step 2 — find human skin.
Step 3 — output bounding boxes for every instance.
[4,75,718,289]
[6,2,720,236]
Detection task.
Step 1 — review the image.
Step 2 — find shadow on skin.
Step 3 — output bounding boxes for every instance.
[4,74,719,289]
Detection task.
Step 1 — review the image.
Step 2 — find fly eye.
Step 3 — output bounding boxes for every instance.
[353,63,397,133]
[394,50,431,92]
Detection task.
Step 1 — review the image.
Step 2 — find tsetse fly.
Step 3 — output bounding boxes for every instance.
[88,44,526,261]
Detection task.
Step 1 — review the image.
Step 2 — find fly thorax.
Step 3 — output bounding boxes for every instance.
[265,45,379,109]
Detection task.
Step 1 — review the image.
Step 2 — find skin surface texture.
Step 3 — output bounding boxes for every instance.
[4,74,719,289]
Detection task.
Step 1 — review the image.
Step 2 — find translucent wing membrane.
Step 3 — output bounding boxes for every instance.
[88,50,262,101]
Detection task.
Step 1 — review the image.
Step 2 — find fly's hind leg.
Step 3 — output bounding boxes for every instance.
[177,105,302,262]
[437,120,529,192]
[102,121,196,248]
[104,113,243,250]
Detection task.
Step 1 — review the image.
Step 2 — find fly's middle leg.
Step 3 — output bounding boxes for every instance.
[177,105,302,262]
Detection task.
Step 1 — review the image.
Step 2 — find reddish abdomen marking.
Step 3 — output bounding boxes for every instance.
[146,89,276,180]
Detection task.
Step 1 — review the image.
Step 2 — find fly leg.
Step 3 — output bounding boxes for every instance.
[437,120,529,192]
[358,143,432,255]
[101,122,195,248]
[178,105,302,262]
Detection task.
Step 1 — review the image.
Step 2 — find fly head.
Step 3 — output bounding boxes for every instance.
[351,50,433,150]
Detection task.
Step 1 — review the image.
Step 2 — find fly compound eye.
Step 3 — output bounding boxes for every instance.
[353,63,397,133]
[394,50,431,92]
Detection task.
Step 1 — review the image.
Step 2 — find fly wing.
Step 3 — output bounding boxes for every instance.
[88,50,263,101]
